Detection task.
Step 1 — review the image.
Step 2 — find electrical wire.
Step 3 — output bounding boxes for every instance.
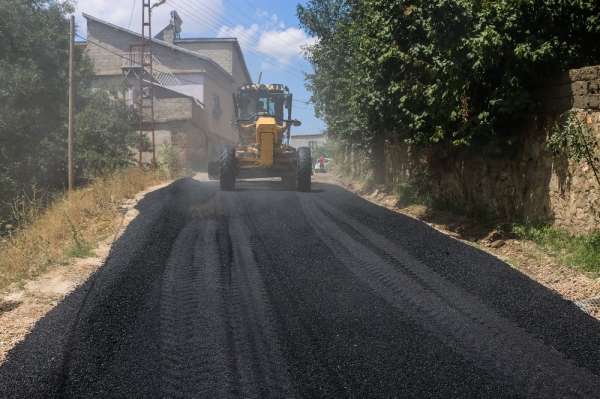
[168,0,311,77]
[169,0,305,76]
[222,0,315,69]
[172,0,303,65]
[79,21,316,114]
[78,33,214,87]
[127,0,136,29]
[82,33,312,105]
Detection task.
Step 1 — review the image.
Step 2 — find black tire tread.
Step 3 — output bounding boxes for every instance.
[296,147,311,192]
[220,146,236,191]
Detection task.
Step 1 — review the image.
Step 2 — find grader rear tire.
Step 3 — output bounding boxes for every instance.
[219,146,236,191]
[296,147,311,192]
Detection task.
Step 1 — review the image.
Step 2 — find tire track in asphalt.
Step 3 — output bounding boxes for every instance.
[221,192,295,399]
[237,186,516,397]
[237,194,356,398]
[159,192,294,398]
[59,206,187,397]
[301,195,600,398]
[318,182,600,374]
[160,216,240,398]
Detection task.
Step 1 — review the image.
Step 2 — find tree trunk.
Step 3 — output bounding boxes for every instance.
[371,134,386,185]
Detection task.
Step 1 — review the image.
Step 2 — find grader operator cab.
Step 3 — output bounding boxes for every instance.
[211,83,311,192]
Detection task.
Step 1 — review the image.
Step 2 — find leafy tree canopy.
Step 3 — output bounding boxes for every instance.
[0,0,138,223]
[298,0,600,152]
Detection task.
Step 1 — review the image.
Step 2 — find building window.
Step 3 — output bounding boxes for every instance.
[212,94,222,119]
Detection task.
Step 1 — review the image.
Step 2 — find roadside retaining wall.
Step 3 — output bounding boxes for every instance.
[383,66,600,234]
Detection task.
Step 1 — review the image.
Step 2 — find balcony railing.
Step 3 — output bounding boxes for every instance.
[121,53,181,87]
[121,52,151,69]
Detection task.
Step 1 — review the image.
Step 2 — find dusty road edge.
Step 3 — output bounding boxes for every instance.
[0,180,173,364]
[317,174,600,319]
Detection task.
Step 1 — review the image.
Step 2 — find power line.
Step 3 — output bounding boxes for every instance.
[222,0,315,69]
[127,0,136,29]
[170,0,305,76]
[79,33,215,88]
[80,33,314,106]
[79,25,316,113]
[168,0,310,78]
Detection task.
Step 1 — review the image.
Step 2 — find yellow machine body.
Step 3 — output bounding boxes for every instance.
[236,115,291,170]
[212,82,303,181]
[256,116,279,166]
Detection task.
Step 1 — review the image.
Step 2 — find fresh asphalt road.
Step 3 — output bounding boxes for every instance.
[2,177,600,398]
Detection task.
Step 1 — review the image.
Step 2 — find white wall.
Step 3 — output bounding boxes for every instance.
[290,135,327,149]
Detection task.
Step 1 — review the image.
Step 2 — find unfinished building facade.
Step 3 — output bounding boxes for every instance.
[81,11,252,168]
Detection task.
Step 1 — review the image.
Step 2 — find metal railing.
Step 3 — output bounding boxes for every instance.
[121,52,181,87]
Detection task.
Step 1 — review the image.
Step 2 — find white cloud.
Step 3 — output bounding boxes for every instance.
[256,27,316,64]
[217,24,259,50]
[75,2,314,67]
[218,12,315,66]
[73,0,223,37]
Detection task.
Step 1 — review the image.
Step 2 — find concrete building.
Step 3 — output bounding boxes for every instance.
[81,11,252,168]
[290,133,327,152]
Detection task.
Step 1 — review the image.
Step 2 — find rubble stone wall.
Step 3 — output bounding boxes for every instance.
[385,66,600,233]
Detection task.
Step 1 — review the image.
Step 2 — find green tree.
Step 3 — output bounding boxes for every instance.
[298,0,600,180]
[0,0,73,201]
[0,0,139,223]
[75,90,138,178]
[298,1,389,182]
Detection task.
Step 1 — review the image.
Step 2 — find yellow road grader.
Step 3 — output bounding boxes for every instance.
[209,83,311,191]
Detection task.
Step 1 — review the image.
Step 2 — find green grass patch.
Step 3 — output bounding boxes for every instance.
[0,168,166,290]
[66,239,95,258]
[512,224,600,274]
[393,181,433,208]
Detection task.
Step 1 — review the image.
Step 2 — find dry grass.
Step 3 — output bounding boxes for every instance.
[0,168,166,291]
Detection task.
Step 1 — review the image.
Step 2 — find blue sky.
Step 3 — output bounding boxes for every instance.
[74,0,324,134]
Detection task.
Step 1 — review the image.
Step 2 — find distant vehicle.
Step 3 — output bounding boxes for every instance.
[314,157,331,173]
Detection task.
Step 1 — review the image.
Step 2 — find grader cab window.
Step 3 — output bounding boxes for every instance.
[257,97,276,116]
[238,91,288,122]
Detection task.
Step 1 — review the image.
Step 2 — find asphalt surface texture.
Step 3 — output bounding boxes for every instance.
[2,177,600,398]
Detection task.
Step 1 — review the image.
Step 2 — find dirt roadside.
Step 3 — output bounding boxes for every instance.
[0,180,173,364]
[317,173,600,319]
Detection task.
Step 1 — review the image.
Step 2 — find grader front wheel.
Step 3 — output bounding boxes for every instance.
[296,147,312,192]
[219,146,236,191]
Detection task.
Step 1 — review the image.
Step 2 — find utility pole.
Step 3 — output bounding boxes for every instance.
[127,0,163,167]
[138,0,164,167]
[68,15,75,191]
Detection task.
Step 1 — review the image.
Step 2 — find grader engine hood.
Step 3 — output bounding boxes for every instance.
[256,116,280,167]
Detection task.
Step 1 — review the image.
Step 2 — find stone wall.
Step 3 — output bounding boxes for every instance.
[384,66,600,234]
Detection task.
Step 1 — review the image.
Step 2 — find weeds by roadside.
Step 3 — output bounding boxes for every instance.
[158,143,184,179]
[0,168,166,291]
[512,224,600,275]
